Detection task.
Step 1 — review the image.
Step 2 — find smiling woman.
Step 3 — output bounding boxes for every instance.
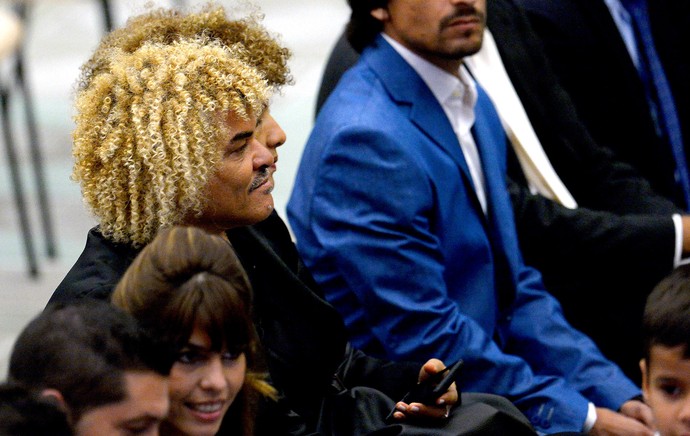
[111,225,277,436]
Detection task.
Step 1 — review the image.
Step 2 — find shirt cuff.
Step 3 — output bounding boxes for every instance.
[582,402,597,433]
[672,214,690,267]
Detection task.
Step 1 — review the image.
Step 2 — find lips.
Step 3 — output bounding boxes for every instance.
[445,15,480,30]
[185,400,227,423]
[441,6,484,31]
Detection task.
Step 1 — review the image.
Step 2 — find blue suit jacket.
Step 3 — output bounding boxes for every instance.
[288,35,638,433]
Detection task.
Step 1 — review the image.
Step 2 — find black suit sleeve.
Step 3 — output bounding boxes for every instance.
[488,0,680,289]
[509,176,676,285]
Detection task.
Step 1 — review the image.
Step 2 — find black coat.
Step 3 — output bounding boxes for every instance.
[491,0,681,383]
[514,0,690,209]
[48,212,422,434]
[314,0,681,382]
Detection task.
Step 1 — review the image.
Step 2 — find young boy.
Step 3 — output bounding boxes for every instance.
[641,263,690,436]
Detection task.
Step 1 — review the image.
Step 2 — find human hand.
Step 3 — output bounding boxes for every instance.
[589,407,655,436]
[619,400,655,429]
[391,359,459,421]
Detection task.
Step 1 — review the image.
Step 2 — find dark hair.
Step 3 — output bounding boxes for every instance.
[8,300,173,421]
[0,382,73,436]
[642,264,690,362]
[111,225,276,436]
[346,0,388,52]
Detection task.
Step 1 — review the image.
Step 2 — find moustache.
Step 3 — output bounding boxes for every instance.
[249,166,274,192]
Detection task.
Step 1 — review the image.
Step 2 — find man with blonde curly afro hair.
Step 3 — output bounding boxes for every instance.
[48,3,537,436]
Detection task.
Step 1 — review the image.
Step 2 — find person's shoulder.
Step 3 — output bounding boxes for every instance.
[48,227,139,305]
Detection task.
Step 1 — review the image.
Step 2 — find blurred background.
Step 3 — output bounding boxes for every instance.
[0,0,350,378]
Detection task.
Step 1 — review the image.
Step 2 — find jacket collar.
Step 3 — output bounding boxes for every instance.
[360,34,474,187]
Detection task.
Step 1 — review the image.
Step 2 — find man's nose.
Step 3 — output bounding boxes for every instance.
[252,139,275,168]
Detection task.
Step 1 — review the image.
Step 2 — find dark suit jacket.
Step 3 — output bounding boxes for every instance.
[490,0,682,382]
[314,0,681,382]
[515,0,690,209]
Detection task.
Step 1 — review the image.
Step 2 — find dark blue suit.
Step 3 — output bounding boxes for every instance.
[288,35,638,433]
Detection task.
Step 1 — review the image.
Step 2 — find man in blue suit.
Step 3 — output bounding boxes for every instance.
[287,0,655,434]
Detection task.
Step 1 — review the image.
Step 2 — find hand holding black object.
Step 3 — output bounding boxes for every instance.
[386,359,463,422]
[402,359,463,405]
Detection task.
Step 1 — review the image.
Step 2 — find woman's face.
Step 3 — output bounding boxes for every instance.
[164,325,247,436]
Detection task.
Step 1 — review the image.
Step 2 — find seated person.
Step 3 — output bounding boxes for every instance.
[0,382,73,436]
[7,300,172,436]
[313,0,690,384]
[287,0,655,434]
[640,264,690,436]
[111,225,278,435]
[46,5,535,435]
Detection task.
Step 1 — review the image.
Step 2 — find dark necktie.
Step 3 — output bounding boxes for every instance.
[620,0,690,210]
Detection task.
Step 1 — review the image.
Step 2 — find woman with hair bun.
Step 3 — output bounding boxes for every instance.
[112,225,276,436]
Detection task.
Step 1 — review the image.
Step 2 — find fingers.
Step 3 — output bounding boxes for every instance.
[591,407,656,436]
[429,384,458,410]
[619,400,655,429]
[392,401,452,421]
[419,358,446,382]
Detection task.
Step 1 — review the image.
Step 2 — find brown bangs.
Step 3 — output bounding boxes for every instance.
[158,271,253,354]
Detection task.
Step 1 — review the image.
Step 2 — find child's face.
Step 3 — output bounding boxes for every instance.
[641,344,690,436]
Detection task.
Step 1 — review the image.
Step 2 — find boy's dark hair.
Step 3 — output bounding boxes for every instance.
[642,264,690,361]
[8,300,173,421]
[0,382,73,436]
[346,0,388,52]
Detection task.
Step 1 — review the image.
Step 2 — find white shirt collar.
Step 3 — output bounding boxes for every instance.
[381,33,486,212]
[381,33,477,136]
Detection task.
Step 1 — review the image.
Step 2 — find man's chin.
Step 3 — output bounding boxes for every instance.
[249,202,275,225]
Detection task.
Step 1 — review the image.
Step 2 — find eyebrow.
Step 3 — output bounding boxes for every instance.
[230,130,254,143]
[654,375,682,383]
[119,415,162,428]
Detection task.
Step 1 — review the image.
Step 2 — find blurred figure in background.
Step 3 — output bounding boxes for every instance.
[515,0,690,211]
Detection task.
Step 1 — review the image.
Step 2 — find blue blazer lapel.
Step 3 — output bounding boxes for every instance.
[362,36,476,189]
[473,86,521,303]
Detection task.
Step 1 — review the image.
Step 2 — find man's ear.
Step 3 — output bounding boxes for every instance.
[639,359,649,401]
[370,7,389,22]
[40,388,67,411]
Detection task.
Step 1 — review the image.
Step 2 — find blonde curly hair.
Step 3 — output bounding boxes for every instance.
[73,37,269,247]
[72,4,290,247]
[78,3,292,91]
